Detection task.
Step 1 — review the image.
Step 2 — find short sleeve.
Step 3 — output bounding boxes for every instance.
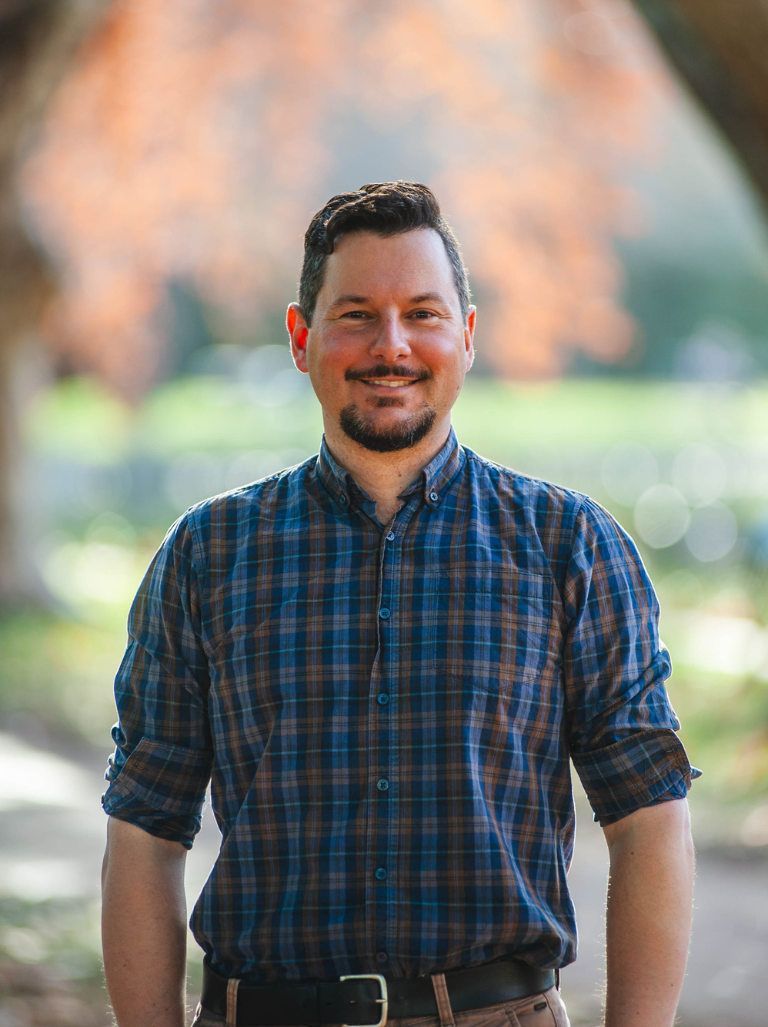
[102,512,213,848]
[562,497,700,825]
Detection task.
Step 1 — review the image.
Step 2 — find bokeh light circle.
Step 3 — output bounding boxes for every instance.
[633,484,690,549]
[601,442,658,506]
[684,502,738,562]
[671,443,728,507]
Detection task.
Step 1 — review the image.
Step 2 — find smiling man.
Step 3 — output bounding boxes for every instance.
[101,182,698,1027]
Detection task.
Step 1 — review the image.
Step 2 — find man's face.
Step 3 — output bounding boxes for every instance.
[288,228,475,453]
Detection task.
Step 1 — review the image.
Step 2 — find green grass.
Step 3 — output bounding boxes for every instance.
[0,611,126,742]
[455,378,768,452]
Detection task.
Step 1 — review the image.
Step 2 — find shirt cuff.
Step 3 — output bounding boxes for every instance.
[102,737,212,849]
[102,807,202,849]
[572,728,700,826]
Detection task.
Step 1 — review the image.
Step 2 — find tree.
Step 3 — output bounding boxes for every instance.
[20,0,666,391]
[632,0,768,214]
[0,0,106,602]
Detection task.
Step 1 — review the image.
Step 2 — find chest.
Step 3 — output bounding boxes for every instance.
[203,509,563,702]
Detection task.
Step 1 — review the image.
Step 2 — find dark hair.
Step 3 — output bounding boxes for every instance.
[298,181,470,325]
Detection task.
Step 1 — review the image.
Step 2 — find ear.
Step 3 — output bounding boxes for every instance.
[464,306,476,371]
[287,303,310,373]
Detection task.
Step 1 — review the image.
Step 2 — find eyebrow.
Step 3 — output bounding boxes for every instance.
[327,292,449,309]
[327,294,369,308]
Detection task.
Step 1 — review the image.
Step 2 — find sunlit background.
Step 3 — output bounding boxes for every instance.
[1,2,767,1026]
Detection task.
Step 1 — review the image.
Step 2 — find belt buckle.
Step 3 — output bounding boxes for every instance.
[338,973,388,1027]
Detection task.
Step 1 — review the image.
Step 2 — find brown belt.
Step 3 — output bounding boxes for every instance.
[201,956,557,1027]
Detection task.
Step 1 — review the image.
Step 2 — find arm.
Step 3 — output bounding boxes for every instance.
[101,514,212,1024]
[102,816,189,1027]
[601,798,694,1027]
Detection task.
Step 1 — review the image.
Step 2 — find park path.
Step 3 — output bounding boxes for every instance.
[0,730,766,1027]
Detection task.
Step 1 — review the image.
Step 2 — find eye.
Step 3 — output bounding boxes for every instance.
[340,310,371,320]
[410,309,438,320]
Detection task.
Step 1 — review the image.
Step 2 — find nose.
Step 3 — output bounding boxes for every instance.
[369,312,411,362]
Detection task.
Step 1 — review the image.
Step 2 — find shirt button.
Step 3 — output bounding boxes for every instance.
[377,693,390,705]
[376,951,388,964]
[429,491,439,502]
[377,778,389,791]
[375,867,387,880]
[386,531,395,542]
[379,607,391,619]
[339,493,348,505]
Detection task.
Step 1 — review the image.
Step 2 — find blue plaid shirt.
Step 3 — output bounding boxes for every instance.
[103,428,697,981]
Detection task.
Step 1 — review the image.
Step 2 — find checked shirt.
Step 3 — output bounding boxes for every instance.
[102,428,697,982]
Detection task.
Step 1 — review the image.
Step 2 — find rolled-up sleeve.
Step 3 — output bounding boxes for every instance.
[102,511,212,848]
[563,497,700,825]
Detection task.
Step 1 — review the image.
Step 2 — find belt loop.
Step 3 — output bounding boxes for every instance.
[226,977,240,1027]
[430,973,456,1027]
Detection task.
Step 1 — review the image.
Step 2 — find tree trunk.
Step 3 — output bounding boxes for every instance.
[0,0,108,604]
[632,0,768,216]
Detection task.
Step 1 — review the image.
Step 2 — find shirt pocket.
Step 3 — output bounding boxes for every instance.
[431,574,559,696]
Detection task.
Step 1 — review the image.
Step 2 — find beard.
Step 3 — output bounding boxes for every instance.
[339,401,437,453]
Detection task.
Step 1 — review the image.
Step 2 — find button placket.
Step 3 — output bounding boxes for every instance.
[371,508,406,967]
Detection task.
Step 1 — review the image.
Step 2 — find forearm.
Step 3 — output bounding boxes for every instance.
[602,799,694,1027]
[102,816,189,1027]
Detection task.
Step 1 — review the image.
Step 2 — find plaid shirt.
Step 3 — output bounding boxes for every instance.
[103,428,697,981]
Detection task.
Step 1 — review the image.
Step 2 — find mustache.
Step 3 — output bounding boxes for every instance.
[345,364,432,382]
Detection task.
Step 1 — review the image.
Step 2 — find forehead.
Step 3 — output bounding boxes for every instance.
[318,228,457,306]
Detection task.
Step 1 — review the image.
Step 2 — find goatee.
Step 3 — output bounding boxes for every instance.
[339,404,437,453]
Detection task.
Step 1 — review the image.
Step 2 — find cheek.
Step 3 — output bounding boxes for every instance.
[311,331,366,370]
[431,345,469,383]
[307,346,357,404]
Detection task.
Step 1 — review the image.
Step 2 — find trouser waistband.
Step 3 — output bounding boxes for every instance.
[200,957,557,1027]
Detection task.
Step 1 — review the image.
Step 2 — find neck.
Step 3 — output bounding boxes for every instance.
[323,416,452,524]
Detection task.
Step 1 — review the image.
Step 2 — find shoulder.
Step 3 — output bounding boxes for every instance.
[461,446,639,576]
[462,445,590,533]
[186,456,315,524]
[166,456,317,565]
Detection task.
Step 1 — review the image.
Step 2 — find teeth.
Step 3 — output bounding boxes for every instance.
[366,380,411,387]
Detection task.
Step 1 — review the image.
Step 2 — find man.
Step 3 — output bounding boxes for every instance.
[102,182,698,1027]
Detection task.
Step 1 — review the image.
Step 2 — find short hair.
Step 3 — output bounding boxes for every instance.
[299,181,470,326]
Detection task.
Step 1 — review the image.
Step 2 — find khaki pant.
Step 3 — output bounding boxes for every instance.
[192,972,570,1027]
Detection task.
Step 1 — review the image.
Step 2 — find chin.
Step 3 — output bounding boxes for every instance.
[339,403,437,453]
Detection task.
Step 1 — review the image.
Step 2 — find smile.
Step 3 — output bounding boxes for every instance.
[363,380,414,388]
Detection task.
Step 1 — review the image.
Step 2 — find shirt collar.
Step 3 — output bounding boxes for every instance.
[316,426,463,512]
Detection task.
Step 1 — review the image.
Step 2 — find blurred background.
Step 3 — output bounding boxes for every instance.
[1,1,767,1025]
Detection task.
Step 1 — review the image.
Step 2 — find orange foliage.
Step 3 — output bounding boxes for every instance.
[21,0,671,395]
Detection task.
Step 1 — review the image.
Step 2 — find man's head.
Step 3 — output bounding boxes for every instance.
[288,182,475,455]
